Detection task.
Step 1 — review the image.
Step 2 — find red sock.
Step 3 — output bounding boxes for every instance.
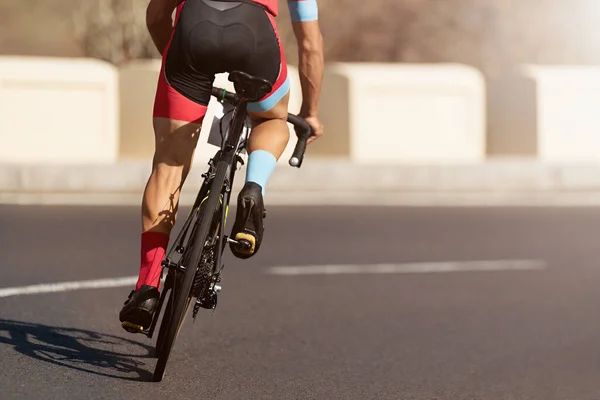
[136,231,169,291]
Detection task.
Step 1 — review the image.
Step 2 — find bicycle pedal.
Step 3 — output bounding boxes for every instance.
[226,236,240,245]
[121,321,149,336]
[234,235,254,253]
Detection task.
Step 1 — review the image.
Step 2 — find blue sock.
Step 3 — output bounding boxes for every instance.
[245,150,277,195]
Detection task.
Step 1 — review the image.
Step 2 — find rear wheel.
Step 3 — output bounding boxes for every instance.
[154,276,174,358]
[152,160,229,382]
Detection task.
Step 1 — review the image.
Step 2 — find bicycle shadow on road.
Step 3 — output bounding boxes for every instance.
[0,319,154,382]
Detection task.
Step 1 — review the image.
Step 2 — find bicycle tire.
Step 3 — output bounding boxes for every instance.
[155,287,192,361]
[153,159,230,382]
[155,273,194,358]
[154,286,172,358]
[154,196,211,358]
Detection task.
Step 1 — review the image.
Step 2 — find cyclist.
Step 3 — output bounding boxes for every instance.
[119,0,325,332]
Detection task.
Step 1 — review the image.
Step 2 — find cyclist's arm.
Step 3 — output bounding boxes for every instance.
[289,0,324,119]
[146,0,179,55]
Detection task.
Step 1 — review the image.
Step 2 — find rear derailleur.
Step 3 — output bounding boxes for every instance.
[191,247,223,320]
[192,276,222,320]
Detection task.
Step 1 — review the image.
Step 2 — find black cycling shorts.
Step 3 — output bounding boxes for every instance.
[153,0,289,122]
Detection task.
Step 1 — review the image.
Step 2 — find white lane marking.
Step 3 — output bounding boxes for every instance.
[0,276,138,298]
[0,260,546,298]
[266,260,547,276]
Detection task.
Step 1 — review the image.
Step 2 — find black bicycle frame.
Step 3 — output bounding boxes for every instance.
[211,96,250,276]
[148,84,312,337]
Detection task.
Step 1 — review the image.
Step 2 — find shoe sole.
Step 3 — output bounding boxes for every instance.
[120,306,155,333]
[121,321,146,334]
[234,232,256,255]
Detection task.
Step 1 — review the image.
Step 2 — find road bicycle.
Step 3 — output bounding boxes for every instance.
[121,71,312,382]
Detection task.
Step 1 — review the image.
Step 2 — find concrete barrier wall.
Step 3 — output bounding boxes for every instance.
[314,63,486,164]
[13,57,600,166]
[118,60,302,166]
[1,57,487,166]
[119,60,161,160]
[488,66,600,162]
[0,56,118,163]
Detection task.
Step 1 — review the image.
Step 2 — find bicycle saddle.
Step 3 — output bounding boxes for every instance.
[228,71,273,102]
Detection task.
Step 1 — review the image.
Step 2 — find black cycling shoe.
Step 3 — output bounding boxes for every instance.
[230,182,266,259]
[119,285,159,333]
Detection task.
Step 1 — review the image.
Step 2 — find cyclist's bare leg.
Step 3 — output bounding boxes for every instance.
[120,117,202,331]
[229,92,290,259]
[136,117,200,292]
[247,92,291,159]
[142,118,202,234]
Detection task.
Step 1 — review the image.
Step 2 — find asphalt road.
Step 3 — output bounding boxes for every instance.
[1,205,600,400]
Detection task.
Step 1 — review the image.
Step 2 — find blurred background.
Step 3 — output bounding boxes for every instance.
[5,0,600,164]
[6,0,600,72]
[3,0,600,174]
[3,0,600,201]
[2,2,600,204]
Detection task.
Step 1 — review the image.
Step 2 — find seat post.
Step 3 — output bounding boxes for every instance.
[223,99,249,155]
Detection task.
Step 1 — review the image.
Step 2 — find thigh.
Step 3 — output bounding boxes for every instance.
[245,11,290,118]
[152,118,202,167]
[153,0,214,124]
[153,69,210,124]
[249,91,289,122]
